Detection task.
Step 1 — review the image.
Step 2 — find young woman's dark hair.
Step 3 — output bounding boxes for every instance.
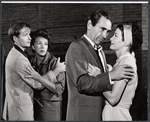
[116,24,124,41]
[116,23,143,53]
[31,29,51,51]
[131,23,143,52]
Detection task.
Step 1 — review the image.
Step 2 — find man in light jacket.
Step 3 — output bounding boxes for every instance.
[2,22,65,121]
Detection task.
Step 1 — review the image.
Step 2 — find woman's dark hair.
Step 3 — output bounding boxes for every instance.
[131,23,143,52]
[86,10,112,27]
[8,22,31,42]
[116,23,143,53]
[116,24,124,41]
[31,29,51,51]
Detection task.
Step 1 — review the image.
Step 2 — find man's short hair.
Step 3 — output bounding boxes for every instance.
[8,22,31,42]
[86,10,112,27]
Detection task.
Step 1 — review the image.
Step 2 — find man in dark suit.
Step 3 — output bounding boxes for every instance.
[65,10,134,121]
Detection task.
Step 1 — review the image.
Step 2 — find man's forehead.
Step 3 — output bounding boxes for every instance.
[98,16,112,30]
[20,27,31,33]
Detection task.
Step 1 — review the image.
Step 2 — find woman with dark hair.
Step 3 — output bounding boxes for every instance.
[30,29,66,121]
[87,23,143,120]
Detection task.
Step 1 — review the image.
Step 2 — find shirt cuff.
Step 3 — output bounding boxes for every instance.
[108,72,114,85]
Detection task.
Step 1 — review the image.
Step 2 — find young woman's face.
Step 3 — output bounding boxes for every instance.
[32,37,48,56]
[110,28,125,51]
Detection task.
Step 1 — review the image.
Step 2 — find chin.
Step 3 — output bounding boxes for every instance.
[41,54,46,56]
[110,46,115,51]
[95,41,101,45]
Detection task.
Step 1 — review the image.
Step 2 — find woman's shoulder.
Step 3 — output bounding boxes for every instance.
[119,54,137,71]
[121,55,135,63]
[118,55,137,85]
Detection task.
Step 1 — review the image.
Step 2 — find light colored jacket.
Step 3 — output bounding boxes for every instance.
[2,46,42,121]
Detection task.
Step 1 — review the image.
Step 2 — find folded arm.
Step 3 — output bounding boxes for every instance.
[87,58,135,106]
[43,57,66,95]
[65,42,112,94]
[87,63,128,105]
[42,69,65,96]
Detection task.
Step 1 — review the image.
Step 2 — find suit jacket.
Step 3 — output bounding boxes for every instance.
[2,45,42,121]
[65,36,112,121]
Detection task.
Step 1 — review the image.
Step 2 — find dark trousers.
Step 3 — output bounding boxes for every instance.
[34,99,62,121]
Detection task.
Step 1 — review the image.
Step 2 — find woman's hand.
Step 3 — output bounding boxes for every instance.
[55,57,66,72]
[87,63,101,77]
[53,57,66,76]
[107,64,113,71]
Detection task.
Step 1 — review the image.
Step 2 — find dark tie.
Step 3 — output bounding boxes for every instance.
[94,44,107,72]
[94,44,102,56]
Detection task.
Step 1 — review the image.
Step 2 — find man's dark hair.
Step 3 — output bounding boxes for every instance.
[86,10,112,27]
[8,22,31,42]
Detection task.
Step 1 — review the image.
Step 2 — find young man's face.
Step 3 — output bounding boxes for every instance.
[89,16,112,45]
[15,27,31,48]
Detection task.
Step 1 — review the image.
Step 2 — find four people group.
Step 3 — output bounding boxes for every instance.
[2,10,143,121]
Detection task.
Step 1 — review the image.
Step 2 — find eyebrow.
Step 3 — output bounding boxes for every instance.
[107,30,111,33]
[101,27,106,30]
[101,27,111,32]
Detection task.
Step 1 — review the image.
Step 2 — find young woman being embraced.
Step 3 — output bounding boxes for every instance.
[87,23,143,120]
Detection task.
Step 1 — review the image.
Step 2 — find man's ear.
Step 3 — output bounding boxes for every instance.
[13,36,18,43]
[87,20,92,30]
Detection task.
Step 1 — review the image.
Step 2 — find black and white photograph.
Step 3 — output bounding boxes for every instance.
[0,1,148,121]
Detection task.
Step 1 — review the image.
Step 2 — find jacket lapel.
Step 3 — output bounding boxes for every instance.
[81,36,102,68]
[100,49,108,72]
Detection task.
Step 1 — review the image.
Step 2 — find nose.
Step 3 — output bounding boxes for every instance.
[110,36,114,42]
[41,44,44,49]
[28,35,32,40]
[102,30,107,39]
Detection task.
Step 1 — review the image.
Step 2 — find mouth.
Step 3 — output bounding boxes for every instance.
[40,50,45,53]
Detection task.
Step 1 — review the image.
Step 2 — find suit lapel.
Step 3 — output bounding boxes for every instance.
[81,36,102,69]
[100,50,108,72]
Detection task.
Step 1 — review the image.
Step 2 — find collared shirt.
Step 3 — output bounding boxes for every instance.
[84,34,106,72]
[84,34,114,85]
